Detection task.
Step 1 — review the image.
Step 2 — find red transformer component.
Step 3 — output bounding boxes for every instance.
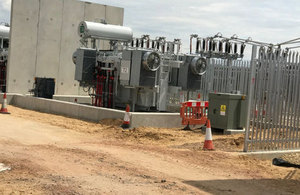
[93,64,115,109]
[180,100,209,130]
[0,60,6,92]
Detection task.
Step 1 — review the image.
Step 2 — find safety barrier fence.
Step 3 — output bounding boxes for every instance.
[180,101,209,127]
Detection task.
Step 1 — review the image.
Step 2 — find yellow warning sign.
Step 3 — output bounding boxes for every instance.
[220,105,226,112]
[220,105,226,116]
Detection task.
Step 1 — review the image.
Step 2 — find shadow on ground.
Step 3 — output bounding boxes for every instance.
[183,176,300,195]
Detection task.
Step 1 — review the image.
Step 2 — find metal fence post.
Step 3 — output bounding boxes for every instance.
[226,59,233,92]
[244,45,257,152]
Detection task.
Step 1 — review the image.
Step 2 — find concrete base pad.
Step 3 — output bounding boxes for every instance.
[241,150,300,160]
[224,129,245,135]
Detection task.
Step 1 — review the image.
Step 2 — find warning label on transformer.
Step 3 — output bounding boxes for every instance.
[220,105,226,116]
[121,67,129,73]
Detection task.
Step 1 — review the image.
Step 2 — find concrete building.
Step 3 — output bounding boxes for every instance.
[7,0,124,95]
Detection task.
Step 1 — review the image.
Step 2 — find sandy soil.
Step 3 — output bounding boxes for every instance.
[282,153,300,165]
[0,105,299,194]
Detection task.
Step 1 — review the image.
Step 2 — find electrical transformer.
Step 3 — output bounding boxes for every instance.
[73,21,184,111]
[73,21,246,112]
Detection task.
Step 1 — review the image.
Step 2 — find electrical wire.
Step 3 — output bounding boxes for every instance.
[275,37,300,46]
[286,45,300,50]
[211,33,272,47]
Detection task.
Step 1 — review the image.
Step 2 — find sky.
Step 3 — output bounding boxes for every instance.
[1,0,300,54]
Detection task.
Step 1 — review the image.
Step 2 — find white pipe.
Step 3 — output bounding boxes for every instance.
[78,21,133,42]
[0,25,9,39]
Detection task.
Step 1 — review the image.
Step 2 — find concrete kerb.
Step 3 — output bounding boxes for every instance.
[53,95,92,104]
[12,95,36,110]
[49,99,80,118]
[0,93,17,104]
[6,94,182,128]
[130,112,181,128]
[77,104,98,121]
[11,94,122,123]
[240,150,300,160]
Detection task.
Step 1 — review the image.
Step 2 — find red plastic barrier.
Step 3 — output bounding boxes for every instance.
[180,101,209,126]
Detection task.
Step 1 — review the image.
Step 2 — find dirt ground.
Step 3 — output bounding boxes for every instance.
[0,105,299,194]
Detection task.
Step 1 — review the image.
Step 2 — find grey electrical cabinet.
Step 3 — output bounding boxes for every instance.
[74,48,97,85]
[208,93,247,130]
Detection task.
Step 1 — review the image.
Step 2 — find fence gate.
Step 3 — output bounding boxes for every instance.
[244,46,300,152]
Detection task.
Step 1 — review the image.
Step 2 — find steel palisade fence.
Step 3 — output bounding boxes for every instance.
[167,46,300,152]
[199,58,251,100]
[244,46,300,152]
[166,58,251,111]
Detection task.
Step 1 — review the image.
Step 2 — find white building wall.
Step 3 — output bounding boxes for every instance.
[7,0,124,95]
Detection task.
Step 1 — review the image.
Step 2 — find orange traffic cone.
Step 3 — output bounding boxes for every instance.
[0,93,10,114]
[203,119,214,150]
[121,104,130,129]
